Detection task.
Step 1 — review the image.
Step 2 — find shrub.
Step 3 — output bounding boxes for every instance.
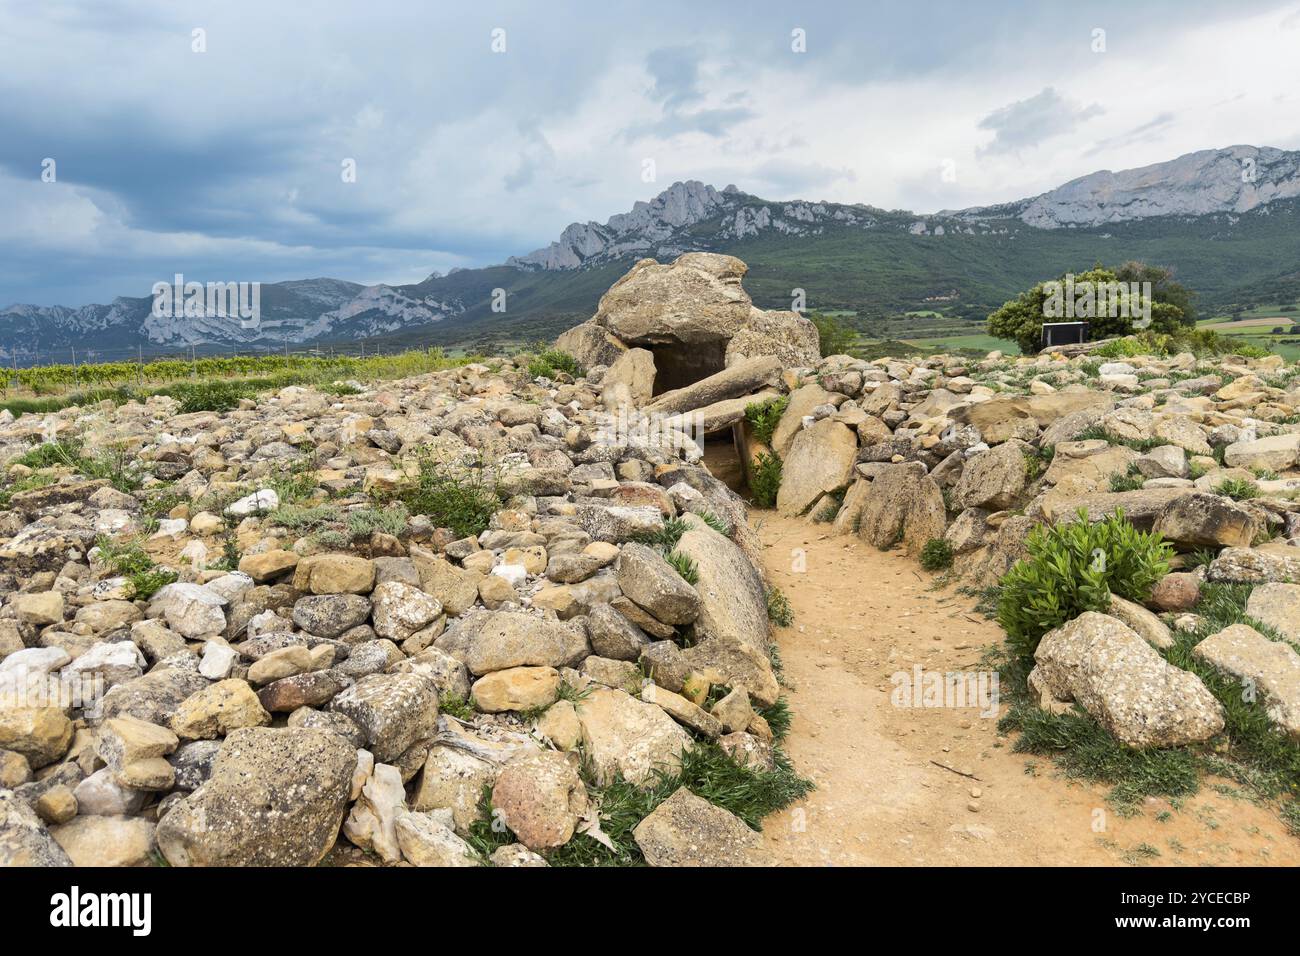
[525,346,581,379]
[810,313,857,357]
[744,396,789,446]
[766,587,794,626]
[129,568,177,600]
[163,380,250,413]
[346,502,409,537]
[987,267,1184,354]
[750,452,782,508]
[1213,477,1259,501]
[919,538,954,571]
[997,509,1173,658]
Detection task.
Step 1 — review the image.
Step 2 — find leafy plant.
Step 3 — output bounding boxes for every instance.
[698,510,731,537]
[632,516,690,551]
[744,396,789,446]
[1109,466,1146,492]
[809,312,857,357]
[1213,477,1259,501]
[665,550,699,586]
[129,568,178,600]
[919,538,954,571]
[766,587,794,627]
[749,452,782,508]
[997,509,1173,657]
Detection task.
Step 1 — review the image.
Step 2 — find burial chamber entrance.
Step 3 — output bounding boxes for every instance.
[646,339,749,495]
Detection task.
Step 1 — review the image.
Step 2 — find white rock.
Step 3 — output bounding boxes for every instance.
[491,563,528,586]
[199,641,239,680]
[225,489,279,517]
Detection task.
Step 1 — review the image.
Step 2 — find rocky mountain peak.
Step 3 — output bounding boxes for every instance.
[1011,145,1300,228]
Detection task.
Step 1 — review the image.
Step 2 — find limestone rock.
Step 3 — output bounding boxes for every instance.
[1029,612,1223,748]
[575,687,692,786]
[491,750,588,851]
[157,727,357,866]
[632,787,760,866]
[776,418,858,517]
[1192,623,1300,738]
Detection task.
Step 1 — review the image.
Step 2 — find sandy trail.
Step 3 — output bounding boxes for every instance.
[755,513,1299,867]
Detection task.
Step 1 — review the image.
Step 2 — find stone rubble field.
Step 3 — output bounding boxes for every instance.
[2,251,1300,867]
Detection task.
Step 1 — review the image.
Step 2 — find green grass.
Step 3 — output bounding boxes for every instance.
[664,549,699,586]
[631,516,690,551]
[1213,477,1260,501]
[996,581,1300,825]
[467,740,812,866]
[388,452,503,539]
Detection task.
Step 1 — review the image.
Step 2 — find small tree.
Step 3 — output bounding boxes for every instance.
[809,312,856,357]
[987,266,1184,354]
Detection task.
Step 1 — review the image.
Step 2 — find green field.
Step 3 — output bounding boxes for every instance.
[1197,306,1300,361]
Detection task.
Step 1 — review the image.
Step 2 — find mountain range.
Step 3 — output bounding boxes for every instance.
[5,145,1300,363]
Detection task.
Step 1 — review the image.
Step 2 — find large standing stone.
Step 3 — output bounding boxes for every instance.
[858,462,948,556]
[574,687,692,786]
[1029,612,1224,748]
[602,347,657,408]
[632,787,760,866]
[645,356,782,417]
[674,514,769,654]
[724,308,820,370]
[156,727,357,866]
[1192,623,1300,738]
[772,383,833,458]
[554,319,627,369]
[329,672,439,762]
[595,252,753,349]
[776,419,858,517]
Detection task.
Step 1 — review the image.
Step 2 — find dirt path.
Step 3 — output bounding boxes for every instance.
[755,513,1300,867]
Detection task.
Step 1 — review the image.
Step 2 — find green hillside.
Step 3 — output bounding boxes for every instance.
[357,196,1300,353]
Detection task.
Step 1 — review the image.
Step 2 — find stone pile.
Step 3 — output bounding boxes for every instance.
[0,317,787,866]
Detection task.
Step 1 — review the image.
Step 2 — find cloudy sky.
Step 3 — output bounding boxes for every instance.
[3,0,1300,306]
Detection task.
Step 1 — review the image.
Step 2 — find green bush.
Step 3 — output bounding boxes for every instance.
[997,509,1173,658]
[163,380,251,413]
[810,313,857,357]
[744,396,789,446]
[766,587,794,626]
[750,452,782,508]
[525,346,581,379]
[987,267,1184,354]
[919,538,954,571]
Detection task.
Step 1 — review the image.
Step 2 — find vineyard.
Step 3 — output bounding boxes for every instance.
[0,348,482,415]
